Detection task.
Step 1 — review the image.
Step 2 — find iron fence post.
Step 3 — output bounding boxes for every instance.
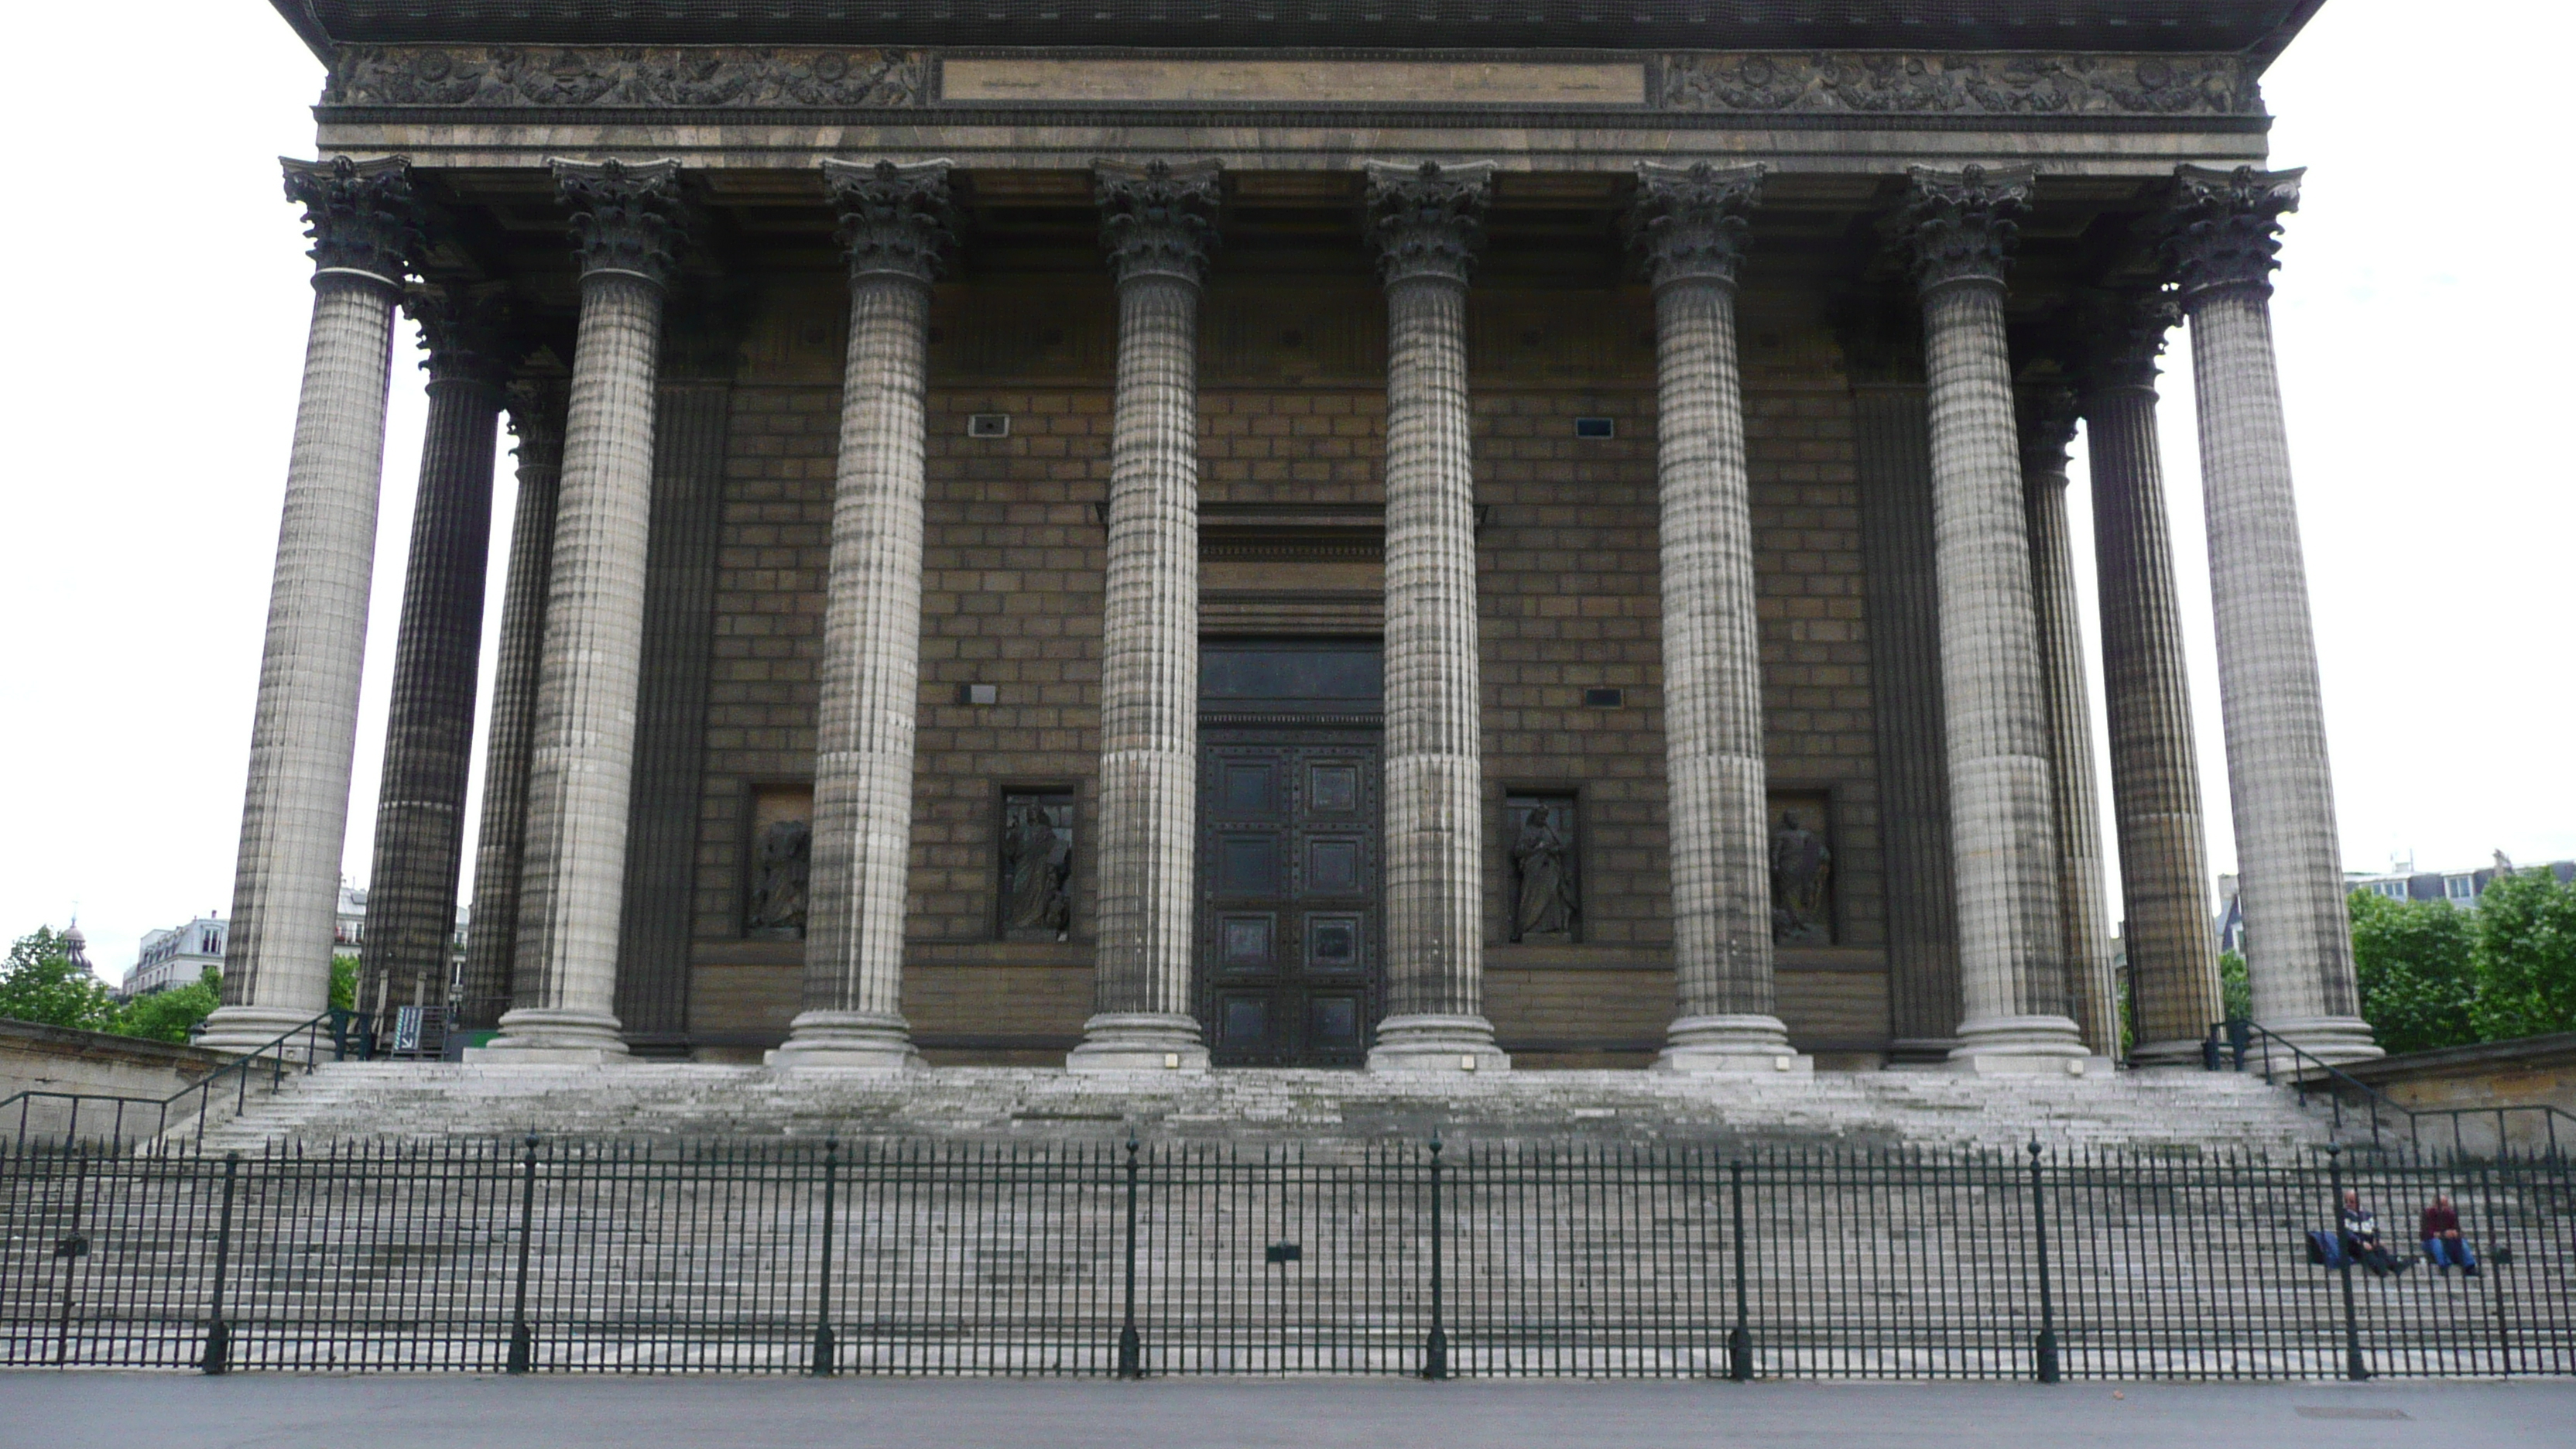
[53,1145,89,1367]
[1728,1158,1752,1382]
[507,1133,538,1374]
[2027,1139,2059,1383]
[200,1152,240,1374]
[1423,1133,1448,1381]
[2326,1144,2369,1381]
[812,1138,838,1375]
[1118,1134,1142,1379]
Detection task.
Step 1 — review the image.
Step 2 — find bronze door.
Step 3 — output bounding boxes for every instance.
[1197,730,1383,1067]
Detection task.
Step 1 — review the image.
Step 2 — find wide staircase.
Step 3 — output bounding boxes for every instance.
[191,1060,2339,1154]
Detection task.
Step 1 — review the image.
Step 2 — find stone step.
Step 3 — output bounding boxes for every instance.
[190,1063,2341,1155]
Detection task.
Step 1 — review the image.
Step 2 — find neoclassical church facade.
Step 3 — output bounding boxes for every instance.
[202,0,2379,1074]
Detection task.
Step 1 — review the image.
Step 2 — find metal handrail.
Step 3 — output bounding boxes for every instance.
[2,1008,373,1152]
[2204,1017,2576,1158]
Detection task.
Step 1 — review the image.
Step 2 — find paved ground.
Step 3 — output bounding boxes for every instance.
[3,1375,2571,1449]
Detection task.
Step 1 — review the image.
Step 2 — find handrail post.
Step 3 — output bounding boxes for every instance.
[1728,1158,1752,1382]
[200,1152,240,1374]
[811,1138,838,1375]
[1118,1134,1142,1379]
[507,1134,539,1374]
[1422,1133,1447,1381]
[2027,1139,2059,1384]
[2326,1145,2369,1381]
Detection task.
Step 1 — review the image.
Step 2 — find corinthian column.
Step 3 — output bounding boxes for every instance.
[482,158,688,1061]
[1896,166,2088,1072]
[1070,159,1223,1071]
[458,381,567,1029]
[2163,165,2377,1063]
[2017,385,2120,1057]
[2080,287,2224,1066]
[202,158,424,1054]
[356,283,512,1033]
[1362,160,1506,1072]
[773,159,956,1069]
[1626,163,1806,1074]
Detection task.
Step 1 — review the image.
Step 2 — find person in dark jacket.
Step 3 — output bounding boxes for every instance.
[2340,1190,2410,1276]
[2421,1194,2480,1275]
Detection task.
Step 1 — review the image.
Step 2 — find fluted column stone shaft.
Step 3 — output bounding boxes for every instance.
[1852,375,1966,1062]
[357,285,511,1031]
[2164,165,2376,1063]
[204,158,426,1054]
[487,158,689,1060]
[1627,163,1804,1073]
[1073,159,1223,1070]
[776,159,955,1068]
[1899,166,2088,1071]
[2019,389,2120,1057]
[1362,161,1505,1070]
[457,382,566,1029]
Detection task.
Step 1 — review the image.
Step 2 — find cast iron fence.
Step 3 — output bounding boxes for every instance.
[3,1136,2569,1380]
[2,1010,375,1153]
[2204,1018,2576,1159]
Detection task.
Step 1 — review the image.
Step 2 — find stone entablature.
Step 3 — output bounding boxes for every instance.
[321,46,2256,118]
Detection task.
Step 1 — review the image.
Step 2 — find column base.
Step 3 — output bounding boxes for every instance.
[1653,1015,1811,1074]
[1066,1012,1211,1073]
[1365,1013,1510,1074]
[1947,1015,2094,1074]
[2129,1036,2213,1070]
[2261,1015,2383,1067]
[194,1005,331,1058]
[767,1010,923,1071]
[471,1006,630,1064]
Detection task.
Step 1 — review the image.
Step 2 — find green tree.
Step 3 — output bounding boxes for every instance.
[2470,869,2576,1042]
[2347,889,2481,1053]
[2218,950,2251,1023]
[0,927,115,1031]
[110,968,222,1044]
[331,953,359,1012]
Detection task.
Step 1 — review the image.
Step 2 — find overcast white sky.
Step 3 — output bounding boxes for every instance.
[2,0,2570,980]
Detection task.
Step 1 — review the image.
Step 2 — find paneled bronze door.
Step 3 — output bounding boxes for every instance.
[1196,642,1386,1068]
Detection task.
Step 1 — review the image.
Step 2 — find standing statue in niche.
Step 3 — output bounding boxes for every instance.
[1002,800,1073,940]
[1510,804,1577,942]
[1770,812,1833,945]
[746,817,812,937]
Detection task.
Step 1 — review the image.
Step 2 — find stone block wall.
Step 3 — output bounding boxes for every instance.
[679,274,1897,1064]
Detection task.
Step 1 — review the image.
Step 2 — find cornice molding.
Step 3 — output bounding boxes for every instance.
[1626,160,1762,292]
[1364,160,1494,289]
[820,158,957,288]
[1096,159,1224,288]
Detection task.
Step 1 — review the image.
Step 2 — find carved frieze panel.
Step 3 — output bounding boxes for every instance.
[1659,52,2256,117]
[326,46,931,108]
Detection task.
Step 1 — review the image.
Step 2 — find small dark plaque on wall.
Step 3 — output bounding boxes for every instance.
[745,783,814,940]
[999,790,1076,942]
[1505,793,1579,944]
[1768,790,1835,945]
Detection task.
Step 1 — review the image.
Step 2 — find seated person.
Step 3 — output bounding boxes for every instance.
[2339,1189,2410,1276]
[2421,1194,2480,1276]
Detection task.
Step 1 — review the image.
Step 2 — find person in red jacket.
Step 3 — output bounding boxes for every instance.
[2421,1194,2480,1276]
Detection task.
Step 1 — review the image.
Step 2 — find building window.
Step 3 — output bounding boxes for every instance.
[2447,876,2475,901]
[999,791,1076,942]
[1504,793,1578,943]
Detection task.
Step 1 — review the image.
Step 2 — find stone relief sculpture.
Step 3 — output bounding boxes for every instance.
[1659,52,2252,116]
[745,817,812,937]
[327,46,933,108]
[1002,798,1074,941]
[1509,802,1578,943]
[1770,812,1834,945]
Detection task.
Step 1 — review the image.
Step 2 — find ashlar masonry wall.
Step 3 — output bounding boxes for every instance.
[679,269,1895,1066]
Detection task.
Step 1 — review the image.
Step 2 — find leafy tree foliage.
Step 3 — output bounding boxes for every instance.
[2347,891,2480,1053]
[111,968,222,1044]
[331,954,358,1012]
[0,927,115,1031]
[2218,950,2251,1023]
[2468,869,2576,1042]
